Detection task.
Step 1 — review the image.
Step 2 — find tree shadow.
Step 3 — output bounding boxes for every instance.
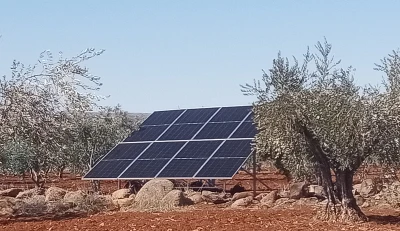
[368,215,400,225]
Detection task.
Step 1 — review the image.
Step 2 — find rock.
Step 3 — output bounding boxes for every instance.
[201,190,215,197]
[353,184,362,195]
[360,179,379,198]
[355,195,365,206]
[361,202,370,208]
[161,190,192,207]
[255,193,268,201]
[16,188,44,199]
[274,198,297,207]
[45,187,67,202]
[231,196,253,208]
[0,188,23,197]
[64,190,86,205]
[188,192,203,204]
[278,190,290,198]
[0,197,18,217]
[232,192,253,201]
[289,182,307,199]
[135,179,174,206]
[128,194,136,200]
[260,191,278,207]
[308,185,325,199]
[115,198,134,207]
[202,193,230,204]
[112,189,130,199]
[296,197,319,205]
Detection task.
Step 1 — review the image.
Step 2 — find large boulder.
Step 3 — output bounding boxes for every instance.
[260,190,278,207]
[112,189,130,199]
[135,179,174,205]
[232,191,253,201]
[16,188,44,199]
[0,197,18,217]
[289,182,307,199]
[231,196,253,208]
[360,179,379,198]
[0,188,23,198]
[45,187,67,202]
[64,190,86,205]
[161,190,192,207]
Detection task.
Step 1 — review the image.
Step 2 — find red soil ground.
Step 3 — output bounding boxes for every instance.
[0,167,398,230]
[1,206,400,231]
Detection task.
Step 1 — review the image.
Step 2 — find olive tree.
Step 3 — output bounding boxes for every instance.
[242,39,400,222]
[0,48,104,187]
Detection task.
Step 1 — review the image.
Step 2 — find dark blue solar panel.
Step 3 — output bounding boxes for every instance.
[158,159,207,177]
[194,122,239,139]
[245,112,254,122]
[141,110,184,126]
[123,125,168,142]
[175,140,222,158]
[103,143,150,160]
[195,157,247,178]
[159,124,203,140]
[120,159,169,178]
[230,122,256,138]
[212,140,252,158]
[138,142,186,159]
[84,160,132,178]
[210,106,252,122]
[175,108,218,124]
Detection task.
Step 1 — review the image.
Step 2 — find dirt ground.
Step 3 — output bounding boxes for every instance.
[1,205,400,231]
[0,167,397,230]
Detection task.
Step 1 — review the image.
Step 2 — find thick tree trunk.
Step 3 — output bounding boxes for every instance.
[336,169,367,222]
[298,120,367,222]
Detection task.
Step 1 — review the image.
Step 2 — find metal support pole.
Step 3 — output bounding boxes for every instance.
[252,150,257,197]
[117,180,121,189]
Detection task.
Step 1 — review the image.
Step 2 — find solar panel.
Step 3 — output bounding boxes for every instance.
[157,159,207,178]
[210,106,252,122]
[141,109,184,126]
[174,108,218,124]
[195,157,247,178]
[123,125,169,142]
[159,124,203,140]
[194,122,240,139]
[138,142,186,159]
[230,122,257,138]
[83,105,255,180]
[103,143,149,160]
[175,140,222,158]
[84,160,133,179]
[212,140,252,158]
[119,159,169,178]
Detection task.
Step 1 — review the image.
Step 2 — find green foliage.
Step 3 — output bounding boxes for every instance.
[0,47,143,186]
[243,39,400,180]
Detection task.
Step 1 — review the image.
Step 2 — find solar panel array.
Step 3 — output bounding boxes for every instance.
[83,106,256,180]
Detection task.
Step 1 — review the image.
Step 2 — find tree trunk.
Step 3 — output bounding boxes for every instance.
[336,169,367,222]
[298,120,367,222]
[58,166,65,179]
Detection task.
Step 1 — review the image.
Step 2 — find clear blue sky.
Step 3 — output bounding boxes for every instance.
[0,1,399,113]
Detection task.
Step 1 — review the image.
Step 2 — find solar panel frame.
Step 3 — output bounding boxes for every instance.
[83,105,256,180]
